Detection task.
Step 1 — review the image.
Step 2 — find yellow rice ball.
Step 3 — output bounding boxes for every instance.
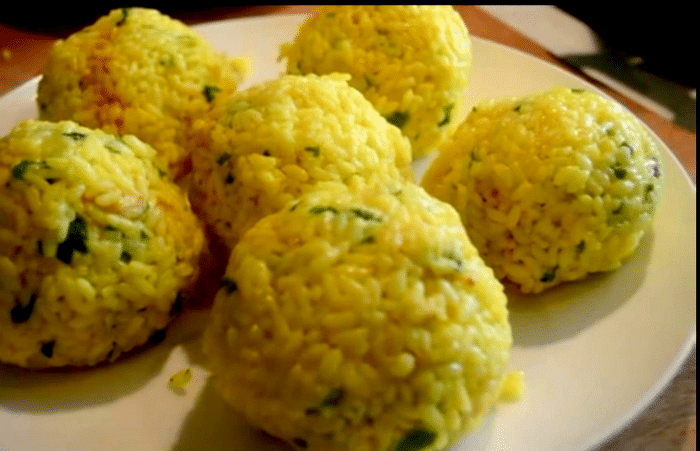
[422,86,664,294]
[36,7,249,180]
[280,5,472,160]
[203,176,514,451]
[0,120,205,368]
[189,73,413,250]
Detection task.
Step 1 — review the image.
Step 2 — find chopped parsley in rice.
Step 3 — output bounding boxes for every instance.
[0,120,204,368]
[422,86,664,293]
[188,73,413,250]
[280,5,472,159]
[36,7,249,181]
[202,177,518,451]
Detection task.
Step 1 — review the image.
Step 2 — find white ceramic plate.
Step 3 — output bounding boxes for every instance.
[0,13,695,451]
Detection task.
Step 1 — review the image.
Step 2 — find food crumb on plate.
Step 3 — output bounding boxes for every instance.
[499,370,525,402]
[169,368,193,393]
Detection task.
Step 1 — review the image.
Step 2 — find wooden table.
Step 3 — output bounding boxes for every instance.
[0,5,695,451]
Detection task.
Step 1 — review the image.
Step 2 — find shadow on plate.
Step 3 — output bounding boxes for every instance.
[170,375,292,451]
[172,325,292,451]
[171,375,502,451]
[0,304,212,414]
[507,231,655,347]
[173,327,504,451]
[0,228,227,413]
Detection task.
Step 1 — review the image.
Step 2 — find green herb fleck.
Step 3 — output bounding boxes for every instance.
[540,266,558,283]
[306,387,346,416]
[309,206,339,215]
[437,103,454,126]
[116,8,128,26]
[602,123,616,136]
[40,340,55,358]
[513,104,523,113]
[644,183,655,203]
[224,173,235,184]
[159,54,175,66]
[571,88,586,93]
[37,240,44,256]
[612,203,624,215]
[177,35,197,48]
[360,235,376,245]
[220,277,238,294]
[396,428,437,451]
[140,230,150,241]
[62,131,87,141]
[613,167,627,179]
[216,153,231,165]
[120,251,132,263]
[304,146,320,157]
[11,160,34,180]
[321,388,345,407]
[105,142,122,154]
[576,240,586,253]
[350,208,382,222]
[203,85,221,102]
[11,294,38,324]
[56,215,88,264]
[443,252,463,271]
[385,111,410,129]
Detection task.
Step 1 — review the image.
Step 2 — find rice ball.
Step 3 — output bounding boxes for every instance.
[202,176,515,451]
[280,5,472,160]
[189,73,413,250]
[422,86,664,294]
[0,120,205,368]
[36,7,249,180]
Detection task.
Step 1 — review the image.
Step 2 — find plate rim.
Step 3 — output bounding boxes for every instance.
[194,14,699,451]
[0,12,695,451]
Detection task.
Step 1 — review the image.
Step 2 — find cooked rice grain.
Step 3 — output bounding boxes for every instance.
[422,87,664,293]
[189,73,412,250]
[280,5,472,159]
[203,177,513,451]
[0,120,204,368]
[36,7,249,180]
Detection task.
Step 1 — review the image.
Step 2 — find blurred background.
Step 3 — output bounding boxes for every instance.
[0,5,264,32]
[480,6,695,132]
[556,6,694,88]
[0,5,694,86]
